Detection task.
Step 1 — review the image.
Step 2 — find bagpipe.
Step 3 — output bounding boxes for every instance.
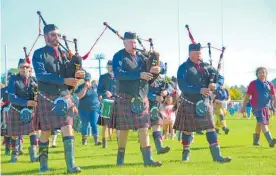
[150,62,170,120]
[16,11,84,117]
[24,42,71,117]
[103,22,160,84]
[8,47,39,123]
[6,50,35,123]
[185,24,226,84]
[1,47,37,124]
[184,24,226,118]
[23,47,38,102]
[37,11,83,81]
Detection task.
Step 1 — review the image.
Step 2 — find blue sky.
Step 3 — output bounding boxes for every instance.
[1,0,276,86]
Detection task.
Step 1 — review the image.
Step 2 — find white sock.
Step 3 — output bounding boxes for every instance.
[51,135,57,146]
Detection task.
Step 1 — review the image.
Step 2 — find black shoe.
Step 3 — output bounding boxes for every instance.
[144,161,162,167]
[269,139,276,148]
[224,128,229,135]
[210,144,231,164]
[95,141,102,146]
[157,146,170,155]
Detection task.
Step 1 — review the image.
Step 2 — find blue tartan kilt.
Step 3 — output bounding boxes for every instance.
[173,98,215,132]
[109,93,150,130]
[36,93,74,131]
[6,108,37,136]
[253,107,270,125]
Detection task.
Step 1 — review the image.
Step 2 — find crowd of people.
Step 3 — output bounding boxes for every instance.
[1,20,276,174]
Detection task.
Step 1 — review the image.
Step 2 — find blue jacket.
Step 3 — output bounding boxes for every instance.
[8,75,36,110]
[177,58,224,102]
[97,73,116,98]
[75,81,100,111]
[32,45,70,96]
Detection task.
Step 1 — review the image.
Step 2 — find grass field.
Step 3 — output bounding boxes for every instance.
[1,115,276,175]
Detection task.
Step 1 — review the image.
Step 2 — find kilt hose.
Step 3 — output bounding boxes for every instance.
[109,93,150,130]
[6,108,37,136]
[173,98,215,132]
[36,92,74,131]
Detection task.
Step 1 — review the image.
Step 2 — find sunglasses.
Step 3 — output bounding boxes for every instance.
[49,32,61,37]
[20,66,30,69]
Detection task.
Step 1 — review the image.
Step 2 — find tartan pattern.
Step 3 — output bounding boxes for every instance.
[173,98,215,132]
[36,93,74,131]
[253,107,270,125]
[109,93,150,130]
[6,108,37,136]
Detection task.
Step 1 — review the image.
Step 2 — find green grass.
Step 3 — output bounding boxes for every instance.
[1,115,276,175]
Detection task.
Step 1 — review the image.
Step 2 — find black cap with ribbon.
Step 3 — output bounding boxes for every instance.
[185,25,201,52]
[17,58,29,68]
[124,32,137,40]
[107,60,112,66]
[43,24,58,34]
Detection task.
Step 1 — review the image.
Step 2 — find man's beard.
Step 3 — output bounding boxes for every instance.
[48,39,59,47]
[21,70,29,77]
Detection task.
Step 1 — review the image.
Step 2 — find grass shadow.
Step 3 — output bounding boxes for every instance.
[190,147,209,151]
[238,155,271,159]
[86,152,139,158]
[220,145,247,149]
[49,150,64,154]
[1,160,33,164]
[2,168,42,175]
[167,159,181,163]
[81,162,142,170]
[166,159,211,164]
[168,144,247,152]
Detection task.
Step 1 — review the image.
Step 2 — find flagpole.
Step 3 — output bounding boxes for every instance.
[177,0,181,66]
[221,0,225,78]
[5,44,8,84]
